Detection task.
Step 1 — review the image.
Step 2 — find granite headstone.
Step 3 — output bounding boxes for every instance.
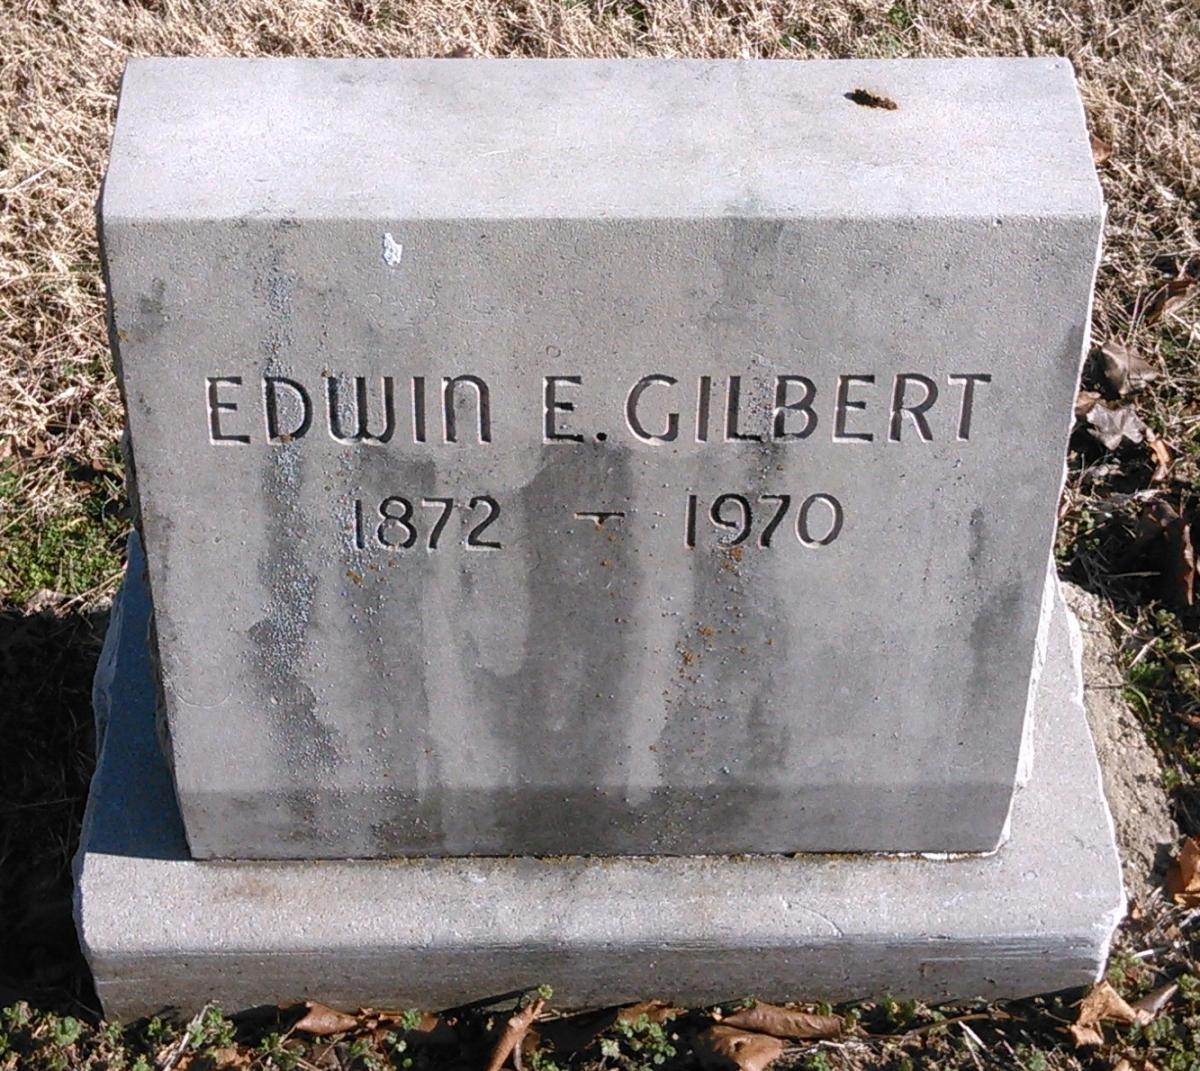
[100,56,1100,859]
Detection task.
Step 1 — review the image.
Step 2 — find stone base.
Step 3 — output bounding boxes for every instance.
[75,538,1124,1021]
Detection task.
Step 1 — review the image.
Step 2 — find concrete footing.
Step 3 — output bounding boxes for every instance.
[75,538,1124,1021]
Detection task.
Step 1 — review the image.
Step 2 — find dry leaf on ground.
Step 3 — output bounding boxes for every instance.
[1076,389,1103,419]
[1132,982,1178,1022]
[1068,980,1138,1047]
[718,1003,842,1040]
[1090,134,1113,165]
[1147,435,1173,482]
[290,1001,359,1036]
[617,1000,684,1025]
[1167,836,1200,906]
[485,998,544,1071]
[366,1009,457,1045]
[1113,1058,1161,1071]
[1100,340,1158,397]
[1086,402,1147,449]
[1124,500,1197,608]
[1144,277,1197,325]
[1163,514,1197,609]
[695,1025,786,1071]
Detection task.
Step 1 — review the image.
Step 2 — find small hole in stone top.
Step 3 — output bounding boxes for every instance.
[845,88,899,110]
[595,431,608,442]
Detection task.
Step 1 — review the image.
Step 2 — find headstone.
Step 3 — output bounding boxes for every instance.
[78,56,1124,1018]
[100,56,1101,859]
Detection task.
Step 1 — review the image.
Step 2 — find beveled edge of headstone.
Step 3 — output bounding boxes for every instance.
[74,535,1125,1020]
[100,56,1101,223]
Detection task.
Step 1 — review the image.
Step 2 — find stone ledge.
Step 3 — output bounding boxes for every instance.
[75,535,1124,1020]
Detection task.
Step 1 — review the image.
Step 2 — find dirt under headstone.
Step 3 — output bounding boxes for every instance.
[1064,582,1178,905]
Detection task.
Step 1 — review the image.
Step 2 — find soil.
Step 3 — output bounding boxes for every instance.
[1064,582,1179,906]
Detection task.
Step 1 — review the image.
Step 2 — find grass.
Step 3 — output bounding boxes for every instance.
[0,0,1198,1067]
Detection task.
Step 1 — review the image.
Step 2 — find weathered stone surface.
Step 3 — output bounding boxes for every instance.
[100,57,1102,858]
[75,536,1125,1019]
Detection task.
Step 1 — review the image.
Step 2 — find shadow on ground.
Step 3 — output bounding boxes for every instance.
[0,602,105,1016]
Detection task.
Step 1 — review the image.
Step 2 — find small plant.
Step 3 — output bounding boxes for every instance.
[881,995,919,1029]
[529,1044,568,1071]
[382,1030,415,1070]
[886,1,915,31]
[1019,1045,1050,1071]
[47,1016,82,1048]
[1,1004,31,1032]
[142,1014,177,1046]
[347,1035,384,1069]
[396,1007,424,1032]
[257,1031,300,1071]
[802,1051,833,1071]
[521,984,555,1008]
[603,1013,676,1071]
[186,1005,235,1051]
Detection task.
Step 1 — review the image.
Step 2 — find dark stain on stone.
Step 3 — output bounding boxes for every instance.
[247,442,337,843]
[469,442,639,847]
[345,447,442,855]
[244,233,344,843]
[652,439,792,847]
[134,279,167,342]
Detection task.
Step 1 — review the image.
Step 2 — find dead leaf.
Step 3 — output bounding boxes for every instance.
[695,1025,786,1071]
[846,88,898,110]
[1068,1022,1106,1048]
[205,1049,254,1071]
[24,588,71,616]
[1167,836,1200,906]
[1090,135,1112,166]
[1100,340,1158,397]
[1069,981,1138,1046]
[291,1001,359,1036]
[1076,389,1102,418]
[1147,435,1172,482]
[617,1000,683,1026]
[485,998,544,1071]
[1131,982,1178,1023]
[366,1009,456,1043]
[719,1003,842,1040]
[1163,514,1196,609]
[1144,277,1196,325]
[1122,500,1197,606]
[442,45,472,57]
[1086,401,1146,449]
[1113,1059,1161,1071]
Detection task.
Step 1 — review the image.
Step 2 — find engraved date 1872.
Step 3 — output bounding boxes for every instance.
[352,495,501,550]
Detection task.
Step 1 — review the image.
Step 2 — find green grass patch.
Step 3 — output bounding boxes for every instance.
[0,465,126,607]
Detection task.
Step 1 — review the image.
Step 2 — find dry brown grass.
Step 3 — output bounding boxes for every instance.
[1,0,1197,612]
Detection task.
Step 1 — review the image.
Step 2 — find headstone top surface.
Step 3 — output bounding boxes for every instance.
[103,57,1100,222]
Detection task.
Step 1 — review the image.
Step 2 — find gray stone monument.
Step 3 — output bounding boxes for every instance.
[77,57,1124,1019]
